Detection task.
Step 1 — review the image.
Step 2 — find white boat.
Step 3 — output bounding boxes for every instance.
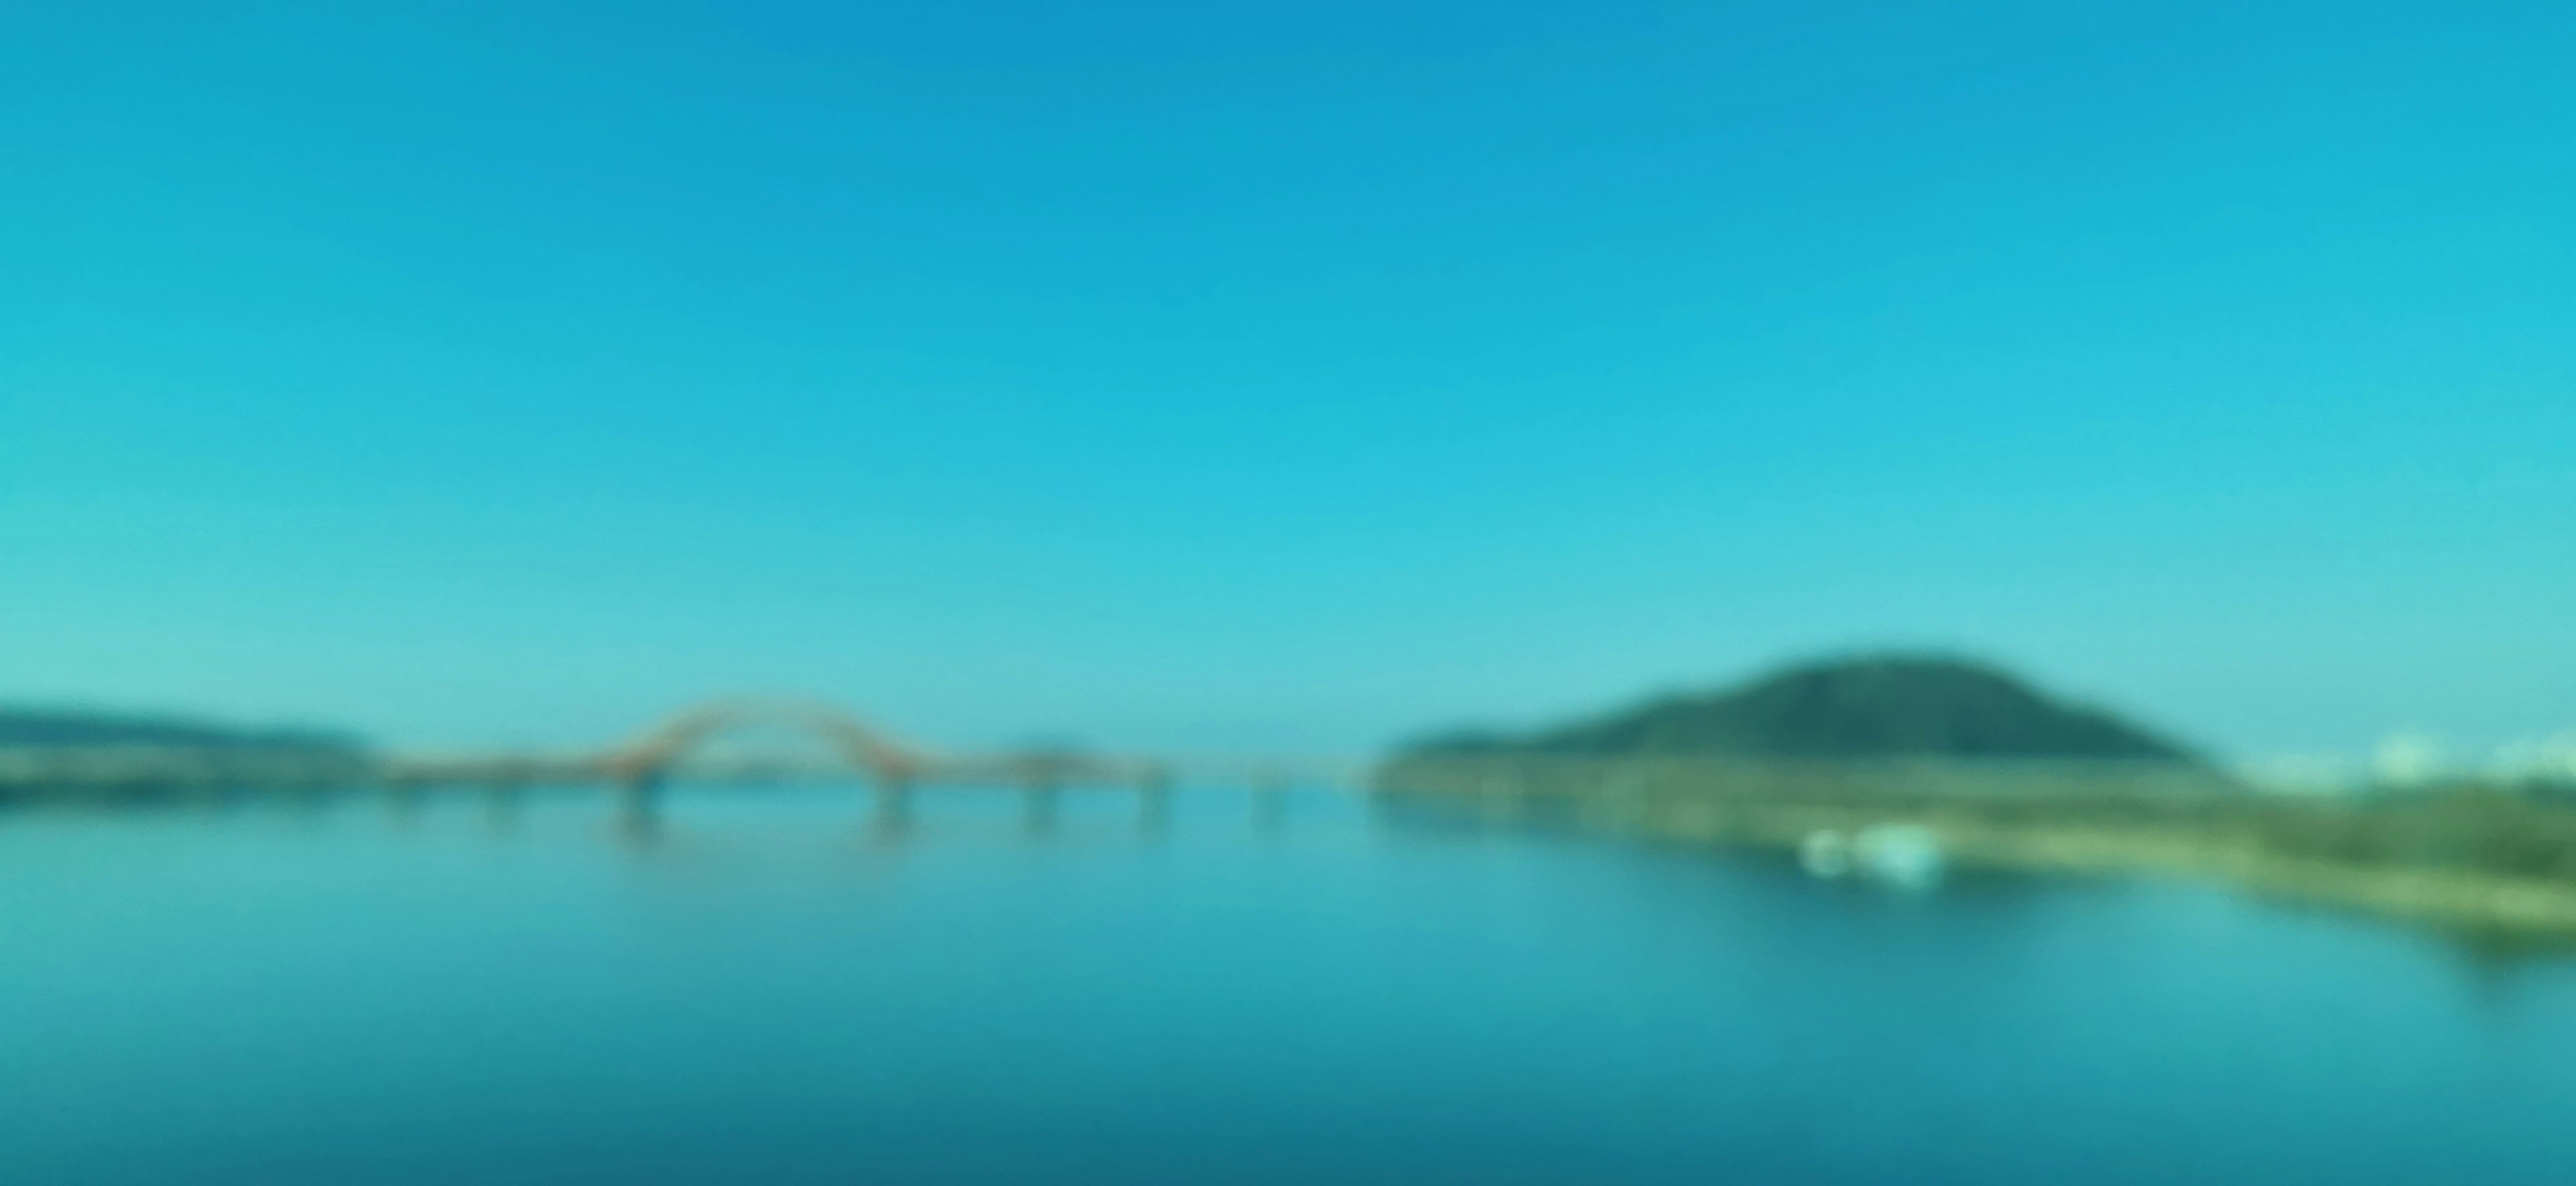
[1853,824,1945,890]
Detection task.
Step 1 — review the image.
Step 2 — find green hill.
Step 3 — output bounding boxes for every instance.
[0,707,366,754]
[1407,655,2196,761]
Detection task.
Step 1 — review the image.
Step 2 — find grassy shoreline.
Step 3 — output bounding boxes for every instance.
[1375,755,2576,942]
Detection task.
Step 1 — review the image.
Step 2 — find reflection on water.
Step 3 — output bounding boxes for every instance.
[5,784,2576,1185]
[575,779,1208,850]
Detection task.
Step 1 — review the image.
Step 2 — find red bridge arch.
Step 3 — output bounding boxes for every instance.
[602,698,928,783]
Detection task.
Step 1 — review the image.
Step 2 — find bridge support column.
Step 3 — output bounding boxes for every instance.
[1251,775,1290,834]
[481,781,525,832]
[1022,782,1061,837]
[386,781,426,828]
[619,774,665,843]
[1137,771,1173,837]
[872,779,914,838]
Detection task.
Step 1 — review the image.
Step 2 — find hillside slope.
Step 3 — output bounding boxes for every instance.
[1409,656,2194,761]
[0,708,366,753]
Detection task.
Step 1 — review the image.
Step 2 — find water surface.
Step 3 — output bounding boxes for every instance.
[6,785,2575,1184]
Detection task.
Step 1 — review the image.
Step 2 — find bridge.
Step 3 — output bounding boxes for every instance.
[384,697,1219,836]
[0,698,1360,834]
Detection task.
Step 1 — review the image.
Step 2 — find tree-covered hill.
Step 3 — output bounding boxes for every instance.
[1406,655,2195,762]
[0,707,366,754]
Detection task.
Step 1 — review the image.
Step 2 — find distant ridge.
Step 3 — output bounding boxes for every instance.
[1406,655,2196,762]
[0,707,366,754]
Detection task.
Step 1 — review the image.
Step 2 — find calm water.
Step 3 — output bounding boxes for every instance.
[7,785,2576,1185]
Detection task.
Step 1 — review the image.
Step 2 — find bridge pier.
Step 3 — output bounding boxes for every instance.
[481,781,525,832]
[1137,771,1173,836]
[872,779,914,838]
[1252,775,1291,834]
[1022,782,1061,837]
[386,781,426,828]
[618,775,665,843]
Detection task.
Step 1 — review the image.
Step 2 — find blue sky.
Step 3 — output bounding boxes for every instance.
[4,1,2571,757]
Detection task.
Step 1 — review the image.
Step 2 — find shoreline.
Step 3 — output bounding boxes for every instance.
[1636,798,2576,940]
[1374,757,2576,943]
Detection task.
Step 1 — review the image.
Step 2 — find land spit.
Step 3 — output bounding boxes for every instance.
[1374,755,2576,942]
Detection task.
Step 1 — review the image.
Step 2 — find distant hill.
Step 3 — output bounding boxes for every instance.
[1406,655,2196,762]
[0,708,367,754]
